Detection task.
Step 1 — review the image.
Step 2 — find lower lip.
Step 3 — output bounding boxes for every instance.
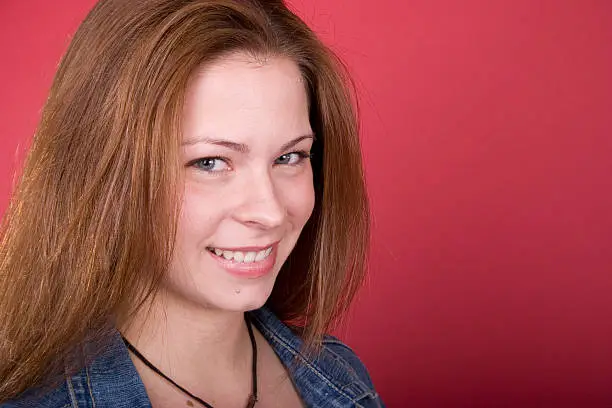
[208,247,277,279]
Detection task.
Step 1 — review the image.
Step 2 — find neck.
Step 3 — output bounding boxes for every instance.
[121,288,253,389]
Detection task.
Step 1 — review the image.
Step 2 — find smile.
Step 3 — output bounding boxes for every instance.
[206,246,273,264]
[205,243,278,279]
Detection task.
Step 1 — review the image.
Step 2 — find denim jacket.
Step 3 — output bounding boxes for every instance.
[3,307,384,407]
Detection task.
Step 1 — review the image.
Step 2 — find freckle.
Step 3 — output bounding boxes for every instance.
[186,400,194,407]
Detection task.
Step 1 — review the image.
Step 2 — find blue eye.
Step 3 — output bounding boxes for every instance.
[191,157,230,172]
[275,151,311,165]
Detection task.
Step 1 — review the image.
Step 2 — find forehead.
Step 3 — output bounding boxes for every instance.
[182,52,311,145]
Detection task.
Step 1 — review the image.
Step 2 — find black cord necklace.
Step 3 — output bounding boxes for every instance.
[121,314,258,408]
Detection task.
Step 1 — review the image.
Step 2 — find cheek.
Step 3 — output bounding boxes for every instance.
[279,171,315,224]
[175,182,221,245]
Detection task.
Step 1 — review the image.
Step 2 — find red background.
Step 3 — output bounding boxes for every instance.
[1,1,611,406]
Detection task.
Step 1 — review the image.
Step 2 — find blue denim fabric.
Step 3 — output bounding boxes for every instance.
[3,307,384,407]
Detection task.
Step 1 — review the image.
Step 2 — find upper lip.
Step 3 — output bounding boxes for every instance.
[207,242,278,252]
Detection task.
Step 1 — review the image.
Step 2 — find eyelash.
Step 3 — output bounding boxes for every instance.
[275,150,312,165]
[188,150,312,174]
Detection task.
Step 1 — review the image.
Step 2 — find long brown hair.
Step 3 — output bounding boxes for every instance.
[0,0,369,401]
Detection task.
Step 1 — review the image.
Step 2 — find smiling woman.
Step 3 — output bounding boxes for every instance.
[0,1,380,407]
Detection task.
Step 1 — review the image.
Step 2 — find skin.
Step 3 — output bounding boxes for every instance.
[123,52,313,407]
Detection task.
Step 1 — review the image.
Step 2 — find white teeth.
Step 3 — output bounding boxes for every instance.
[233,251,244,262]
[255,250,266,261]
[211,246,273,262]
[244,251,256,263]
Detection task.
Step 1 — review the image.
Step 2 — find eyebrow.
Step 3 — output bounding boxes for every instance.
[182,134,315,153]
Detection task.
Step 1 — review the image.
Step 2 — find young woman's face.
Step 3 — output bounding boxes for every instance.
[164,53,315,312]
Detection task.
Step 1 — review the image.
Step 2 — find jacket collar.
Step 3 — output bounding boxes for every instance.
[249,307,374,405]
[65,307,371,407]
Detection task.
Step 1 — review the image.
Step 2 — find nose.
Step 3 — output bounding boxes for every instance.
[232,169,286,229]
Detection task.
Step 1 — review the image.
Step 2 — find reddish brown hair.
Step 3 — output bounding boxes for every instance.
[0,0,369,401]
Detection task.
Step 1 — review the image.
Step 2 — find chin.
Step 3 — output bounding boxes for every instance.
[182,270,279,313]
[231,276,278,311]
[205,286,274,313]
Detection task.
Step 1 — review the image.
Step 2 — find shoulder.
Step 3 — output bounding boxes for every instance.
[0,381,72,408]
[251,307,377,388]
[251,307,384,407]
[2,331,151,408]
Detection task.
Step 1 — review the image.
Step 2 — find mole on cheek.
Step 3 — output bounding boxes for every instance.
[186,400,194,407]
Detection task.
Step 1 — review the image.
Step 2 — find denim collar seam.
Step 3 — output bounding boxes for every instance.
[322,337,377,400]
[64,375,78,408]
[84,364,97,408]
[251,313,360,405]
[323,345,377,401]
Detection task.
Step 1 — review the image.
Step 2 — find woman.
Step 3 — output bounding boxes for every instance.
[0,0,381,406]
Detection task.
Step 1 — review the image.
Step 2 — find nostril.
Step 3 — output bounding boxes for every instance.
[233,198,286,228]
